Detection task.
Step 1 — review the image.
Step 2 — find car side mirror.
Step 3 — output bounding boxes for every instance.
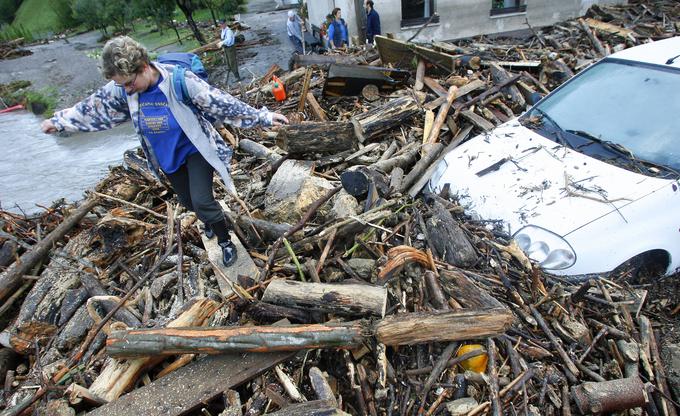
[528,92,544,106]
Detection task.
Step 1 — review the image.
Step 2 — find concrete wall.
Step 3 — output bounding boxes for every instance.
[307,0,626,43]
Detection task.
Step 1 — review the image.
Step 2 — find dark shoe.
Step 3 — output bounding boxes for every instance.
[219,240,238,267]
[204,224,215,239]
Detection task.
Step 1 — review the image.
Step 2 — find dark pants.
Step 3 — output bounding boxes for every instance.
[166,152,230,241]
[223,45,240,79]
[289,35,303,54]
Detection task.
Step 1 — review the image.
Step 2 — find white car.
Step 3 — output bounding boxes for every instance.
[429,36,680,278]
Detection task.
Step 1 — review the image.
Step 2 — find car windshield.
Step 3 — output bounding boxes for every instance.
[530,60,680,172]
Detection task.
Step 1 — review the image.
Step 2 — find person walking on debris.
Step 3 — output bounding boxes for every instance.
[40,36,288,267]
[287,10,305,54]
[328,7,349,49]
[219,19,241,82]
[365,1,381,44]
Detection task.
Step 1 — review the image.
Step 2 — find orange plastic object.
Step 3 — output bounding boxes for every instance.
[271,75,286,101]
[457,344,488,373]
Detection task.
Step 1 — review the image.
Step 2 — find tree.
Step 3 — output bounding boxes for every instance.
[0,0,22,25]
[135,0,182,44]
[72,0,108,34]
[175,0,206,45]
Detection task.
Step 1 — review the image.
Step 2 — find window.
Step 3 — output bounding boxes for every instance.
[401,0,439,28]
[490,0,526,16]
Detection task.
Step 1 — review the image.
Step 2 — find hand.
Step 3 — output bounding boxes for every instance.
[41,119,57,134]
[271,113,289,127]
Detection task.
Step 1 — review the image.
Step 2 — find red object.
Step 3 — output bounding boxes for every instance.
[0,104,24,114]
[271,75,286,101]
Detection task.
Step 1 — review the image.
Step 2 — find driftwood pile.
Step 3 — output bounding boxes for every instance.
[0,39,31,61]
[0,1,679,415]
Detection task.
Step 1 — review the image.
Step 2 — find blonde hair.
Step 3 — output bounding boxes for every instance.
[100,36,150,79]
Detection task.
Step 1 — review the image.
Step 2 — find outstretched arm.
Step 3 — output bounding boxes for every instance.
[45,82,130,133]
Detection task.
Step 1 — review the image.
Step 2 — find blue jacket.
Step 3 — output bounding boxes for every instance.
[366,9,381,43]
[328,18,348,48]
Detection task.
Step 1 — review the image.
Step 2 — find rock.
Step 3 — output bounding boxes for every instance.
[445,397,478,415]
[38,399,75,416]
[264,160,335,224]
[345,258,376,280]
[329,190,360,220]
[662,343,680,401]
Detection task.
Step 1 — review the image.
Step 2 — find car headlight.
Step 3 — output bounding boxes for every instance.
[513,225,576,270]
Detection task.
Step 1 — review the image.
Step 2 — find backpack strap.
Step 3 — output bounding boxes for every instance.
[171,65,192,107]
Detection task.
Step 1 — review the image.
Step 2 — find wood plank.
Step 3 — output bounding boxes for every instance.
[424,79,486,111]
[200,202,259,297]
[375,35,462,73]
[584,17,637,39]
[85,352,295,416]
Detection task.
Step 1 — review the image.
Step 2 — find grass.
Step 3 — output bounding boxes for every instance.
[131,20,202,53]
[12,0,61,37]
[0,81,58,116]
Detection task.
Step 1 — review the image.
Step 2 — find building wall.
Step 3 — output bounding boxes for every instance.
[307,0,626,44]
[306,0,363,46]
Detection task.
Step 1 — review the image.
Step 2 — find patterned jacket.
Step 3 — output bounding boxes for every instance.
[50,62,273,195]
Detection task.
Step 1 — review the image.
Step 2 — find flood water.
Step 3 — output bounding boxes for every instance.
[0,111,139,214]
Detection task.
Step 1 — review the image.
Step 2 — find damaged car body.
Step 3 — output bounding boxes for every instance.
[429,36,680,278]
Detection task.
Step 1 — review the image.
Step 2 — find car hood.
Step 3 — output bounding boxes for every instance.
[430,121,671,236]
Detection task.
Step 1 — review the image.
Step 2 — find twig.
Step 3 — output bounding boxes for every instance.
[283,238,306,282]
[93,191,166,219]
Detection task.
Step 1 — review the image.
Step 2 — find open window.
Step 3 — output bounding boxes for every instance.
[490,0,526,16]
[401,0,439,28]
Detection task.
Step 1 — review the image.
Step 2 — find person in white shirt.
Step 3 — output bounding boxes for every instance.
[219,20,240,81]
[286,10,304,54]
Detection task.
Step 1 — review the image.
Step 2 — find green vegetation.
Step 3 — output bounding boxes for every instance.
[0,81,58,117]
[12,0,61,36]
[0,23,34,42]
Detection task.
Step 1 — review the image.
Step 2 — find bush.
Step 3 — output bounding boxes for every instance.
[0,0,21,25]
[51,0,80,30]
[0,23,34,42]
[0,81,57,116]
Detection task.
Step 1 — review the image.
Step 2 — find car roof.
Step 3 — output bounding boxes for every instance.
[609,36,680,68]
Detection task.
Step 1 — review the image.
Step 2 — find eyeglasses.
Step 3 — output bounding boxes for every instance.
[114,73,138,89]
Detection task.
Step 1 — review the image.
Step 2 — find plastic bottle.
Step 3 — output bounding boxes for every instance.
[271,75,286,101]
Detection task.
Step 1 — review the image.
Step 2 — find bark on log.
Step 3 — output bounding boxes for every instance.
[351,95,420,143]
[439,270,504,309]
[276,122,356,157]
[224,211,292,243]
[80,273,141,327]
[0,197,98,303]
[106,308,513,357]
[265,400,350,416]
[371,147,418,173]
[0,241,17,268]
[571,377,646,414]
[425,199,478,267]
[262,279,388,318]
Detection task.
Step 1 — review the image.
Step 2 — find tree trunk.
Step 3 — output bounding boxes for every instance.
[276,122,356,157]
[351,95,420,143]
[176,1,206,44]
[261,280,388,318]
[106,309,513,357]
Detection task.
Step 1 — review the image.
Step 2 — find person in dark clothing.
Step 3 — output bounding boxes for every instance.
[365,0,381,44]
[327,7,348,49]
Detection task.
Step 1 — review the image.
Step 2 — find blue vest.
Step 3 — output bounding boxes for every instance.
[331,19,343,46]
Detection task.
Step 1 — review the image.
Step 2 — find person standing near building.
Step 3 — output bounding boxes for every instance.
[287,10,304,54]
[219,19,240,81]
[328,7,348,49]
[365,1,381,44]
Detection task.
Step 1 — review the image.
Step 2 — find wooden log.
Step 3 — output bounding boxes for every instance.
[294,54,362,67]
[0,197,98,303]
[425,86,457,144]
[0,241,17,268]
[460,109,495,132]
[399,143,444,193]
[309,367,337,406]
[80,273,140,327]
[224,211,292,242]
[414,59,426,91]
[238,139,282,163]
[297,67,313,113]
[425,199,478,267]
[571,377,646,414]
[89,297,220,402]
[371,147,418,173]
[277,122,356,157]
[351,95,420,143]
[106,309,513,357]
[264,400,350,416]
[424,77,448,97]
[306,93,327,121]
[439,270,504,309]
[579,18,607,58]
[407,125,472,197]
[584,17,637,39]
[374,308,513,346]
[423,79,485,111]
[262,279,388,317]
